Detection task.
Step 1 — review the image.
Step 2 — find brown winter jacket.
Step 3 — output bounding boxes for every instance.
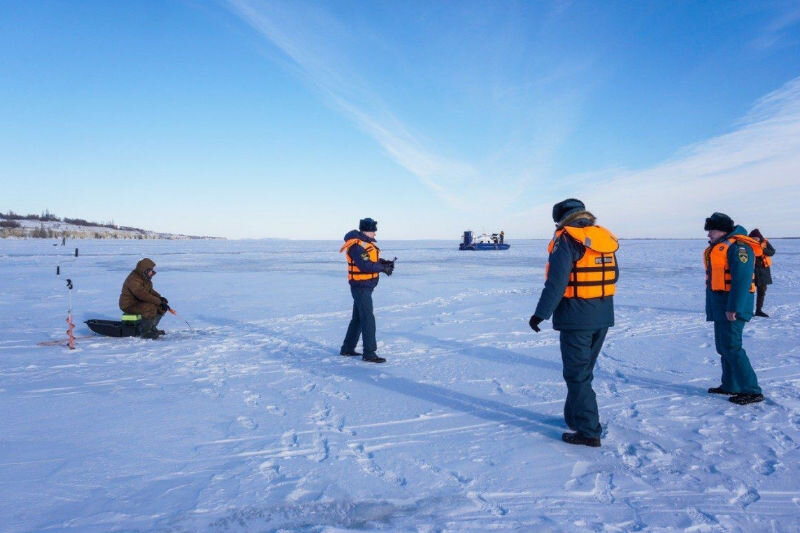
[119,258,163,318]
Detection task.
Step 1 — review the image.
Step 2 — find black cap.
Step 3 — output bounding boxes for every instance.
[704,212,734,233]
[359,218,378,232]
[552,198,586,224]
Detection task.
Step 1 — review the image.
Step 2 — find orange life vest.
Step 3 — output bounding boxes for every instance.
[760,239,772,268]
[340,238,380,281]
[546,225,619,299]
[703,235,762,293]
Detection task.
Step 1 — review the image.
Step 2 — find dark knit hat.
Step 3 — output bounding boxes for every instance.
[552,198,586,224]
[359,218,378,232]
[749,228,763,240]
[704,212,734,233]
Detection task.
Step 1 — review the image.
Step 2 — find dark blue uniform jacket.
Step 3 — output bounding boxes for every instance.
[706,225,755,322]
[534,219,615,331]
[344,230,384,289]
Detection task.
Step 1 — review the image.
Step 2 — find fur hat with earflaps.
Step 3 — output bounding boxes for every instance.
[552,198,596,229]
[704,212,734,234]
[359,218,378,232]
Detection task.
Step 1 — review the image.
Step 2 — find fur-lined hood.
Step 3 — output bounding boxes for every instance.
[557,210,596,229]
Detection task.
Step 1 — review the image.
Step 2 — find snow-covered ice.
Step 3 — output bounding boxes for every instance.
[1,238,799,532]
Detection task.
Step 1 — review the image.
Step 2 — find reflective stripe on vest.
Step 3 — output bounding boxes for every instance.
[761,239,772,268]
[546,225,619,299]
[340,238,380,281]
[703,235,762,293]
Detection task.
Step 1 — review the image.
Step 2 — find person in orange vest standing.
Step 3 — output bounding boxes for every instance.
[529,199,619,447]
[748,228,776,318]
[704,213,764,404]
[340,218,395,363]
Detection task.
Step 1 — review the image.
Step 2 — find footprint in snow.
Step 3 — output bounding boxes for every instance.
[348,442,407,486]
[265,404,286,416]
[237,416,258,430]
[311,434,329,463]
[258,461,280,482]
[467,491,507,516]
[685,507,718,526]
[753,456,778,476]
[730,486,760,508]
[593,472,615,504]
[243,390,260,407]
[281,430,298,448]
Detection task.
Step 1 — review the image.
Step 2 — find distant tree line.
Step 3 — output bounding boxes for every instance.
[1,209,220,240]
[0,209,145,232]
[1,209,59,222]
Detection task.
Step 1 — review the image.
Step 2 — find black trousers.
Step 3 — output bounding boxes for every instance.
[560,328,608,439]
[756,284,767,312]
[341,286,377,355]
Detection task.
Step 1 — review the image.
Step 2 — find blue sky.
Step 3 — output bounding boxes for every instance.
[2,1,799,238]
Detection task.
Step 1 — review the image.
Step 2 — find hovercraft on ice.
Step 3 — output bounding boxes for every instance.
[459,230,510,250]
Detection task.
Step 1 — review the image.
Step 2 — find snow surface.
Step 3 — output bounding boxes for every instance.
[1,238,799,532]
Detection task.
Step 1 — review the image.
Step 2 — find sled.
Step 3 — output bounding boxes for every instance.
[85,314,143,337]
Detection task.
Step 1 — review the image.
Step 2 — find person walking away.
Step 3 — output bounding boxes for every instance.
[704,213,764,404]
[340,218,395,363]
[748,228,775,317]
[119,258,170,339]
[529,198,619,447]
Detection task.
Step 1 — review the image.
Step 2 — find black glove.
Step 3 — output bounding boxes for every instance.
[383,262,394,276]
[529,315,543,332]
[159,301,170,313]
[160,297,168,305]
[379,258,393,265]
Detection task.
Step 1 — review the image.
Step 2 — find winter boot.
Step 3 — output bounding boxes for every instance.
[708,386,734,395]
[153,314,166,335]
[561,432,601,447]
[729,393,764,405]
[754,310,769,318]
[340,349,362,356]
[362,354,386,363]
[139,318,160,340]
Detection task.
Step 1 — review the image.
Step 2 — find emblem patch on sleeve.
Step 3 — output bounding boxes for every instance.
[361,252,370,261]
[738,247,748,263]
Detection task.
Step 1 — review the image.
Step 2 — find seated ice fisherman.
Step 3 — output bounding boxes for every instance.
[119,258,170,339]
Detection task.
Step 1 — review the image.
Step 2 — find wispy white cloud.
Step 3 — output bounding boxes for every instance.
[750,5,800,51]
[225,1,800,239]
[526,76,800,237]
[226,0,479,208]
[224,0,587,216]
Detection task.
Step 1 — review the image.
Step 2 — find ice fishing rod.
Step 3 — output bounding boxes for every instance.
[64,278,75,349]
[55,248,79,349]
[168,307,195,332]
